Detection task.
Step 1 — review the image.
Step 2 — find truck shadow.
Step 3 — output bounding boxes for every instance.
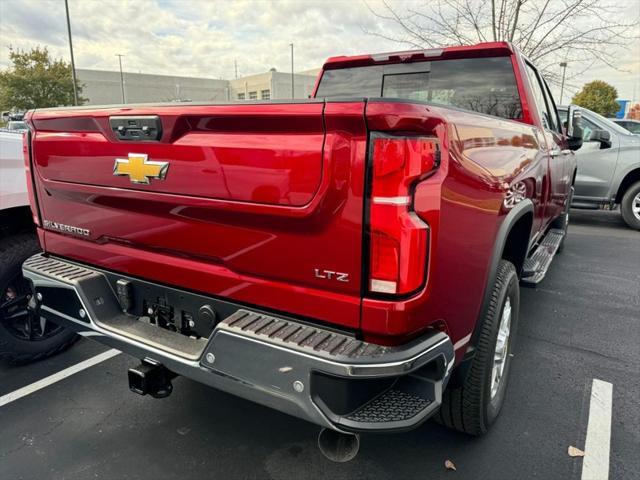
[170,375,475,480]
[569,208,628,230]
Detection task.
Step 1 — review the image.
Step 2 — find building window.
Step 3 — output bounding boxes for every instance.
[249,91,258,100]
[237,93,245,100]
[261,89,271,100]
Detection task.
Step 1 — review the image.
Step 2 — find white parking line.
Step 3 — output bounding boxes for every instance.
[0,349,120,408]
[581,378,613,480]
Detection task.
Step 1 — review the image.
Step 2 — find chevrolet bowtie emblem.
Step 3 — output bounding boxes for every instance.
[113,153,169,184]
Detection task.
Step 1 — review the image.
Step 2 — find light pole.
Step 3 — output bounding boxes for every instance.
[559,62,568,104]
[290,43,294,99]
[64,0,78,105]
[116,54,125,103]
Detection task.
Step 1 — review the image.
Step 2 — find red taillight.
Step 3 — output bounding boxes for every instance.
[22,128,40,226]
[368,135,438,295]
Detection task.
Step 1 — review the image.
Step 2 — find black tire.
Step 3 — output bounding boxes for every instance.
[436,260,519,435]
[620,181,640,230]
[0,234,78,364]
[552,186,574,253]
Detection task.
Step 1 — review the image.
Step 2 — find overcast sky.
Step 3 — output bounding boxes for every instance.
[1,0,639,102]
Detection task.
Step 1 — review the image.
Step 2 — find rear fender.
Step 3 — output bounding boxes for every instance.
[451,199,533,385]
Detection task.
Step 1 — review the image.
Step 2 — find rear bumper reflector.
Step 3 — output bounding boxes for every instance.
[372,196,411,205]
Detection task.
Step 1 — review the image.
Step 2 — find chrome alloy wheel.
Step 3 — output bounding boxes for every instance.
[632,192,640,222]
[490,297,512,399]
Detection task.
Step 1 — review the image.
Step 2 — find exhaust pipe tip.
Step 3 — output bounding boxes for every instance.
[317,428,360,463]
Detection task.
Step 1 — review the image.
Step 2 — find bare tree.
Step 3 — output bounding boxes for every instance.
[365,0,638,89]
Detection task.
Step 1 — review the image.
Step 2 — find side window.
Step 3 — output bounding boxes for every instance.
[627,122,640,134]
[580,117,600,142]
[525,63,555,132]
[541,77,561,133]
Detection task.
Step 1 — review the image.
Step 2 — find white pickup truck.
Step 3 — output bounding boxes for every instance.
[0,131,77,363]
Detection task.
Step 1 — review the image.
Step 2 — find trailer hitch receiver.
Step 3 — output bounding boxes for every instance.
[128,359,176,398]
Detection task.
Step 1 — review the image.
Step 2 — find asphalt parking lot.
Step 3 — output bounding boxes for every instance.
[1,209,638,480]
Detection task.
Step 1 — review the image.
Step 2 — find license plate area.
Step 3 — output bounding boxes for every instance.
[102,270,245,342]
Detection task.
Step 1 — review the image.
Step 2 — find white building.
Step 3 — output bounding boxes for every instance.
[76,68,319,105]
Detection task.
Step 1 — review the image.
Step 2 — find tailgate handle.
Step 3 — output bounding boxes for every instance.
[110,115,163,141]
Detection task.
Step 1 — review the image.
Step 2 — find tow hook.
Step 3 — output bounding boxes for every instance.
[317,428,360,462]
[128,359,176,398]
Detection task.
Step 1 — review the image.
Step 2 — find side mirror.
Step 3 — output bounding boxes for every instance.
[566,105,583,151]
[589,129,612,149]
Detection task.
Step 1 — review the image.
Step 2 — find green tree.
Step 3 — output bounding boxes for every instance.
[0,46,85,110]
[571,81,619,117]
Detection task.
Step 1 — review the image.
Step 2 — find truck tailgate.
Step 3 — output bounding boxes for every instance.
[28,101,368,329]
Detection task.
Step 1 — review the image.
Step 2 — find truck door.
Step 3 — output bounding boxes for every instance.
[540,76,573,211]
[568,113,619,201]
[524,63,571,227]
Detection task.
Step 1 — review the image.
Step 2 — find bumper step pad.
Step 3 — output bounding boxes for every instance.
[220,310,389,361]
[211,309,453,432]
[23,255,100,284]
[346,389,431,423]
[521,228,564,286]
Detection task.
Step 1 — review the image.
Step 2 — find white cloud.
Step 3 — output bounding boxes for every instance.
[1,0,638,100]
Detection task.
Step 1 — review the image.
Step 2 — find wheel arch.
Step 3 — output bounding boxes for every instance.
[477,199,534,330]
[500,210,534,278]
[0,206,35,240]
[450,200,533,386]
[614,167,640,204]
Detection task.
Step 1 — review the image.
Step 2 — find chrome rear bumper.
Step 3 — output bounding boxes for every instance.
[23,253,454,433]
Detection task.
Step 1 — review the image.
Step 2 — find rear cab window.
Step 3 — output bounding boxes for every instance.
[316,57,522,120]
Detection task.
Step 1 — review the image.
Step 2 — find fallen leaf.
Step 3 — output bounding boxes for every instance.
[444,459,457,471]
[568,446,585,457]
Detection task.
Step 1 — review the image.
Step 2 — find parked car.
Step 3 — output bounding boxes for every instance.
[559,106,640,229]
[611,118,640,135]
[0,131,78,364]
[4,121,28,132]
[20,42,579,461]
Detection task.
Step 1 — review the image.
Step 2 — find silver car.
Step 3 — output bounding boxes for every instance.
[560,106,640,230]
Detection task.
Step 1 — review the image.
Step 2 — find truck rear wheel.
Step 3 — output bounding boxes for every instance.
[0,234,78,364]
[436,260,519,435]
[620,181,640,230]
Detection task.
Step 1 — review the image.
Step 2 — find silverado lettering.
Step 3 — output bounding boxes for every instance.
[43,220,90,237]
[21,42,580,458]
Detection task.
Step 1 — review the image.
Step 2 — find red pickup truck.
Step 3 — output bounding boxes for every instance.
[11,42,581,460]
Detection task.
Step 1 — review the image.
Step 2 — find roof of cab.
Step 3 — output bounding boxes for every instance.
[322,42,516,70]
